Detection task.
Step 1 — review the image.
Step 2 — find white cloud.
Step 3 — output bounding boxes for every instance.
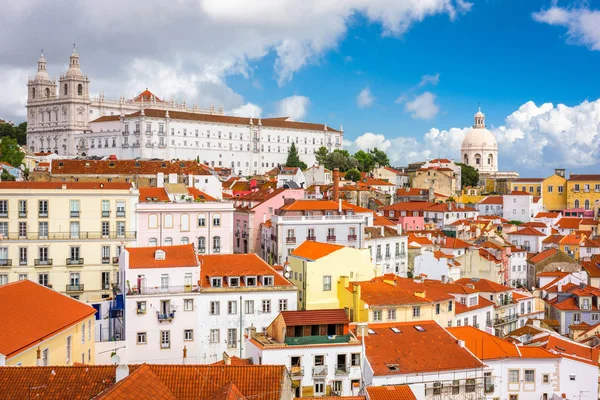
[0,0,471,121]
[533,6,600,50]
[229,102,262,118]
[404,92,439,120]
[275,95,310,120]
[347,98,600,170]
[357,87,375,108]
[418,73,440,87]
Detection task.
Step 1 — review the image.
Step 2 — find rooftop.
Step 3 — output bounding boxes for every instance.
[280,309,349,326]
[51,159,212,176]
[454,278,512,293]
[198,254,292,288]
[126,245,199,269]
[365,385,417,400]
[0,181,133,190]
[290,241,345,261]
[349,276,453,307]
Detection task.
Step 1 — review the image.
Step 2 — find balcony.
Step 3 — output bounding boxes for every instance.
[157,310,176,322]
[102,283,111,291]
[396,251,407,258]
[213,247,221,254]
[289,366,304,378]
[484,384,494,394]
[122,130,129,136]
[306,235,316,241]
[326,235,336,242]
[19,259,27,266]
[38,212,48,218]
[376,255,382,262]
[334,364,349,375]
[385,254,391,260]
[235,231,240,237]
[116,211,126,218]
[34,258,53,266]
[133,130,140,136]
[66,258,84,266]
[348,234,357,241]
[312,365,328,377]
[198,247,206,254]
[102,210,110,217]
[0,231,137,240]
[0,212,7,218]
[0,259,12,267]
[112,256,120,264]
[70,211,80,218]
[270,234,277,241]
[18,212,26,218]
[129,285,200,296]
[253,136,259,142]
[493,314,519,326]
[242,231,248,238]
[145,143,154,148]
[102,257,111,264]
[66,284,84,292]
[286,237,296,244]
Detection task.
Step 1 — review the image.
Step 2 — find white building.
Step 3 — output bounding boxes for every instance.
[422,158,462,188]
[246,309,362,398]
[364,226,408,276]
[413,250,461,283]
[25,50,344,174]
[121,246,297,364]
[476,196,503,217]
[304,165,332,188]
[508,246,528,288]
[423,203,479,229]
[503,191,543,223]
[277,167,306,189]
[461,108,498,173]
[506,226,546,253]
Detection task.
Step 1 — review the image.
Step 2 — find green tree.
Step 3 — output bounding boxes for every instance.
[0,137,24,168]
[345,168,361,182]
[285,142,307,170]
[456,163,479,188]
[370,147,390,167]
[509,220,523,226]
[315,146,329,165]
[325,151,357,172]
[354,150,375,172]
[0,122,27,145]
[0,170,15,181]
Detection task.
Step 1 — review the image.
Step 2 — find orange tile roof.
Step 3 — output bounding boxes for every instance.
[0,280,96,359]
[379,202,436,211]
[357,321,485,375]
[373,214,397,226]
[455,296,495,314]
[479,196,503,205]
[449,326,522,359]
[290,241,345,261]
[0,181,133,190]
[508,190,533,195]
[357,177,395,186]
[543,335,595,364]
[522,221,547,228]
[186,188,217,202]
[51,159,211,176]
[454,278,512,293]
[96,364,176,399]
[582,259,600,278]
[350,276,453,306]
[280,309,349,326]
[127,245,199,269]
[198,254,292,288]
[528,248,559,263]
[543,234,564,244]
[536,211,561,218]
[366,385,416,400]
[210,356,253,366]
[206,382,247,400]
[280,199,349,212]
[132,89,163,102]
[441,237,471,249]
[426,203,477,212]
[139,187,170,202]
[407,234,433,246]
[568,174,600,181]
[555,218,583,230]
[559,234,585,246]
[508,226,546,236]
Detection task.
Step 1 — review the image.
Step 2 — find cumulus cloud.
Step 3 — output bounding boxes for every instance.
[404,92,439,120]
[346,98,600,170]
[0,0,471,121]
[533,5,600,50]
[357,87,375,108]
[275,95,310,120]
[418,73,440,87]
[229,102,262,118]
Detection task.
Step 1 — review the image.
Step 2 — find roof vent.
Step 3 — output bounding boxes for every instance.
[386,364,399,371]
[154,250,166,260]
[367,329,376,335]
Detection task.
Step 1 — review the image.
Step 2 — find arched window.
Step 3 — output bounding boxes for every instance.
[464,154,468,164]
[585,200,590,210]
[77,84,83,96]
[213,213,221,227]
[198,236,206,253]
[574,199,580,209]
[63,83,68,96]
[198,214,206,227]
[474,153,481,165]
[32,88,36,99]
[164,237,173,246]
[149,238,157,246]
[213,236,221,253]
[45,88,50,98]
[488,154,493,166]
[181,237,189,245]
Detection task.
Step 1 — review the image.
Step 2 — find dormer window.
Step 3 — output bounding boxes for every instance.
[246,276,257,287]
[154,250,165,260]
[262,276,274,286]
[211,277,222,288]
[229,277,240,287]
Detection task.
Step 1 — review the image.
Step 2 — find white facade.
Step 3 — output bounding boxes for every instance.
[413,250,461,283]
[423,206,479,230]
[476,197,503,217]
[460,108,498,173]
[506,232,544,253]
[304,165,331,188]
[364,227,408,276]
[508,249,528,288]
[277,168,306,189]
[503,193,543,223]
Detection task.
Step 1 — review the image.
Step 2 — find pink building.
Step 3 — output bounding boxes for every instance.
[233,188,304,254]
[136,186,235,254]
[397,216,425,231]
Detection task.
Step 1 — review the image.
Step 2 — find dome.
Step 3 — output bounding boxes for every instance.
[35,51,51,82]
[462,126,497,150]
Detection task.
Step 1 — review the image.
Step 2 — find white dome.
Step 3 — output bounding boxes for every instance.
[460,107,499,173]
[462,126,497,150]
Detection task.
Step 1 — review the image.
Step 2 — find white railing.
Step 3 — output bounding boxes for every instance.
[276,215,365,222]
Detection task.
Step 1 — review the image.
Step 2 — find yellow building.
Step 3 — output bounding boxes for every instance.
[337,275,455,325]
[455,187,486,205]
[511,178,543,196]
[0,280,96,366]
[288,241,377,310]
[559,234,587,260]
[0,182,138,301]
[566,174,600,212]
[542,169,568,211]
[412,166,458,197]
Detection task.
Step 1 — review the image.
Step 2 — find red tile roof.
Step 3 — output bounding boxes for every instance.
[280,309,349,326]
[555,218,583,230]
[528,248,559,263]
[509,226,546,236]
[198,254,292,288]
[127,245,199,269]
[0,280,96,359]
[210,356,252,366]
[455,296,495,314]
[132,89,163,102]
[349,276,453,306]
[479,196,503,205]
[441,237,471,249]
[357,321,485,375]
[454,278,512,293]
[373,214,397,226]
[582,259,600,278]
[290,241,345,261]
[379,202,436,211]
[568,174,600,181]
[51,159,211,176]
[536,212,561,218]
[366,385,416,400]
[0,181,133,190]
[513,178,543,182]
[96,364,176,399]
[280,199,357,212]
[139,187,170,202]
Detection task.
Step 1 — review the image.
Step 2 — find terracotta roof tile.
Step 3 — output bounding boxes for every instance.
[454,278,512,293]
[455,296,495,314]
[373,214,396,227]
[366,385,416,400]
[350,276,453,306]
[441,237,471,249]
[568,174,600,181]
[479,196,503,205]
[582,259,600,278]
[281,309,349,326]
[51,159,211,176]
[0,281,96,359]
[138,187,170,202]
[290,241,345,261]
[0,181,133,190]
[528,248,559,263]
[198,254,292,288]
[555,218,583,230]
[536,212,561,218]
[127,245,199,269]
[210,356,252,366]
[508,226,546,236]
[96,364,176,399]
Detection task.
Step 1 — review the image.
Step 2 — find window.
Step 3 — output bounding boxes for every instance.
[314,382,325,396]
[245,300,254,314]
[279,299,288,311]
[547,185,553,192]
[413,306,420,317]
[210,301,220,315]
[18,200,26,218]
[262,300,271,313]
[388,309,396,320]
[542,373,549,383]
[66,336,72,364]
[101,272,110,290]
[569,374,576,381]
[42,348,48,366]
[373,310,382,321]
[164,237,172,246]
[101,200,110,217]
[509,370,519,383]
[227,328,237,348]
[38,200,48,217]
[210,329,220,343]
[263,276,273,286]
[558,186,564,193]
[229,277,240,287]
[524,369,534,382]
[213,236,221,252]
[448,301,453,311]
[198,236,206,252]
[323,275,332,291]
[198,214,206,227]
[228,300,238,314]
[160,331,170,348]
[137,332,147,344]
[469,296,477,307]
[184,329,194,341]
[38,273,48,287]
[184,299,193,311]
[592,313,599,321]
[149,238,157,247]
[19,247,27,265]
[38,246,49,262]
[465,378,476,393]
[351,353,360,366]
[0,200,6,217]
[210,277,222,287]
[116,200,125,217]
[213,214,221,226]
[101,221,109,237]
[573,313,581,323]
[70,200,80,217]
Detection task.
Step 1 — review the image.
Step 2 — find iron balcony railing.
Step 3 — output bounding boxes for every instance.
[19,212,27,218]
[102,257,111,264]
[101,210,110,217]
[66,284,84,292]
[286,237,296,244]
[116,211,126,218]
[312,365,328,377]
[326,235,336,242]
[235,231,240,237]
[306,235,316,241]
[348,234,357,241]
[493,314,519,325]
[70,211,80,218]
[334,364,349,375]
[34,258,53,266]
[112,257,120,264]
[0,259,12,266]
[0,231,136,240]
[129,285,199,296]
[66,258,84,265]
[157,310,176,322]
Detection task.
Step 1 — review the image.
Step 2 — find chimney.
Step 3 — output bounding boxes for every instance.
[36,347,42,366]
[168,173,178,184]
[187,174,194,188]
[532,319,541,328]
[557,283,562,292]
[116,364,130,383]
[223,352,231,365]
[338,198,342,213]
[183,346,187,363]
[157,172,165,188]
[263,213,266,224]
[380,226,384,236]
[333,168,340,202]
[441,275,447,284]
[356,322,369,336]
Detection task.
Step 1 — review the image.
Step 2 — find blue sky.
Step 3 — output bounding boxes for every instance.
[2,0,600,176]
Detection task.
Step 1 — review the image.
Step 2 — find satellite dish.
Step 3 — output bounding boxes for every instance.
[363,303,369,309]
[283,272,290,278]
[284,264,291,272]
[111,354,121,365]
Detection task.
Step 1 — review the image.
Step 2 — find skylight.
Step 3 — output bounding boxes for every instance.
[390,327,402,334]
[367,329,376,335]
[414,325,426,332]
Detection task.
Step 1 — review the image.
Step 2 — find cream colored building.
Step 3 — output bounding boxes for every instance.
[0,181,138,301]
[287,241,377,310]
[461,108,498,173]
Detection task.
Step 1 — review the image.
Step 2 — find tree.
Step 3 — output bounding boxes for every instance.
[0,122,27,145]
[315,146,328,165]
[0,137,24,168]
[345,168,361,182]
[324,150,357,172]
[0,170,15,181]
[285,142,307,170]
[354,150,375,172]
[456,163,479,188]
[370,147,390,167]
